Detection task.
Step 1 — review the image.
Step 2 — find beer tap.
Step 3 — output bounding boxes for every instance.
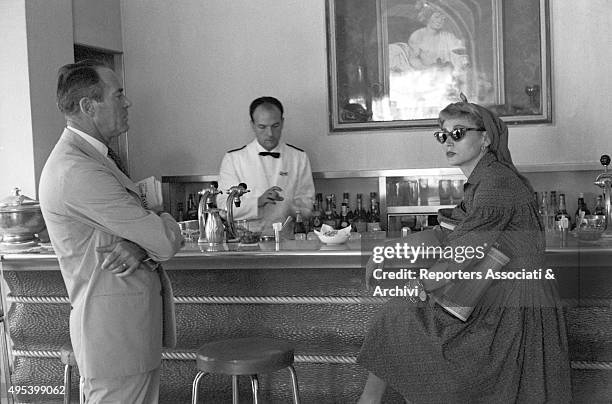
[594,154,612,237]
[225,183,250,240]
[197,183,223,244]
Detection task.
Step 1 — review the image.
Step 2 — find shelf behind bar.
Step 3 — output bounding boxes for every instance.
[162,161,604,184]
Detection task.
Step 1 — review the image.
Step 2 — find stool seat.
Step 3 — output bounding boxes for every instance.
[60,342,78,367]
[196,337,294,375]
[192,337,300,403]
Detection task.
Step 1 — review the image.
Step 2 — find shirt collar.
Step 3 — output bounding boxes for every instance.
[253,139,282,154]
[466,151,497,186]
[67,126,108,157]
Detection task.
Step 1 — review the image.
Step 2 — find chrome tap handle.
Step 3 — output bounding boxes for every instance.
[225,183,250,239]
[594,154,612,236]
[227,183,250,207]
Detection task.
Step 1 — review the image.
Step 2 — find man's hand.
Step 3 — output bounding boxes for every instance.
[97,240,147,277]
[257,186,284,208]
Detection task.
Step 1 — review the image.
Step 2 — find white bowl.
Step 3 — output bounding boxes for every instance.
[314,224,351,244]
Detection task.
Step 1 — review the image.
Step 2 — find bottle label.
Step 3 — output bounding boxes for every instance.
[555,217,569,229]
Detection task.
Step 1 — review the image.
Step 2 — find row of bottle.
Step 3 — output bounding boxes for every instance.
[293,192,382,237]
[177,190,382,233]
[176,193,202,222]
[536,191,605,232]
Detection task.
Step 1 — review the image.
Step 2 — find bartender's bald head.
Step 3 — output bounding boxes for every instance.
[249,96,284,151]
[249,96,284,121]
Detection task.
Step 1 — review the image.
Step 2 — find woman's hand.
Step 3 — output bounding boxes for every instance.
[365,255,382,291]
[97,240,147,277]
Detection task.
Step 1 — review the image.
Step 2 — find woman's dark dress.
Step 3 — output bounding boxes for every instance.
[357,153,572,403]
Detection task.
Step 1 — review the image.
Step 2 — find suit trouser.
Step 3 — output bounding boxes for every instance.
[81,367,160,404]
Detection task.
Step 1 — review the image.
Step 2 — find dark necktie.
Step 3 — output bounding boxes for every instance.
[258,151,280,158]
[107,148,129,176]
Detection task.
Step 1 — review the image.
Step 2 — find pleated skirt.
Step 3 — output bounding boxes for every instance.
[357,279,572,403]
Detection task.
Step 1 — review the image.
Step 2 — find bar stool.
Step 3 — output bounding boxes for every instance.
[191,337,300,404]
[60,342,84,404]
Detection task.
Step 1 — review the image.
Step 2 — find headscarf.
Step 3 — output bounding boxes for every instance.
[439,93,534,193]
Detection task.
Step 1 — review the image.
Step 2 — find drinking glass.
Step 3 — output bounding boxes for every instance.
[387,179,399,206]
[438,179,452,205]
[407,180,419,205]
[419,178,429,206]
[451,179,465,203]
[398,180,413,205]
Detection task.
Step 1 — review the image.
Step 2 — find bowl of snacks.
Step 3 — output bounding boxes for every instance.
[233,220,262,244]
[314,224,351,244]
[575,214,606,241]
[240,231,262,244]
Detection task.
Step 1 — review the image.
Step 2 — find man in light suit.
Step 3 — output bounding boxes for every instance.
[217,96,315,231]
[39,60,183,403]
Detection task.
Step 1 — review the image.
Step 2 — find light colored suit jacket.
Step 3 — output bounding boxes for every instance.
[217,140,315,227]
[39,128,183,378]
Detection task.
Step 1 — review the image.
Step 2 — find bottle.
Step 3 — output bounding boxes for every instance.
[186,194,198,220]
[367,192,381,232]
[539,191,548,231]
[323,195,336,228]
[311,194,323,231]
[311,210,322,231]
[339,205,350,229]
[573,193,590,229]
[554,193,570,232]
[594,195,605,215]
[177,202,185,222]
[293,209,307,240]
[342,192,353,222]
[548,191,557,232]
[352,194,367,233]
[331,193,341,228]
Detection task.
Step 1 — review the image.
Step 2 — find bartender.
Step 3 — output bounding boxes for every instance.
[217,96,315,231]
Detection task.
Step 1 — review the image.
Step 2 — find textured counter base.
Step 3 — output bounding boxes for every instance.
[3,262,612,402]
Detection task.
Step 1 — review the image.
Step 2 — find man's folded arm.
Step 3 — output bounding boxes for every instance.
[64,168,183,261]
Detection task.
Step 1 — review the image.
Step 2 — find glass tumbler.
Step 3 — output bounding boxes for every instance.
[438,179,452,205]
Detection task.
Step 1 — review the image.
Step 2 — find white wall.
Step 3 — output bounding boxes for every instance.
[73,0,122,51]
[0,0,73,198]
[0,1,35,197]
[0,0,123,198]
[105,1,612,180]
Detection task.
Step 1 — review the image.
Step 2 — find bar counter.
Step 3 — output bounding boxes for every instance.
[1,235,611,403]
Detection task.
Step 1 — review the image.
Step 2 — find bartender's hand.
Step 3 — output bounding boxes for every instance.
[97,240,147,277]
[258,186,284,208]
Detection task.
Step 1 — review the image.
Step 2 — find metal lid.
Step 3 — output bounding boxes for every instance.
[0,188,41,212]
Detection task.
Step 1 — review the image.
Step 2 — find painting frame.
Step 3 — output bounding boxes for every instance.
[326,0,551,132]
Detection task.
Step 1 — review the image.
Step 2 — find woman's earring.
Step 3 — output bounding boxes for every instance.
[481,144,488,153]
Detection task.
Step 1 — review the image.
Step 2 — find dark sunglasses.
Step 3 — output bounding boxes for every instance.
[433,127,485,144]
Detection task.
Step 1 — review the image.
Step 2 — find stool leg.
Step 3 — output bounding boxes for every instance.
[232,375,239,404]
[287,365,301,404]
[79,376,84,404]
[191,371,207,404]
[249,375,259,404]
[63,364,71,404]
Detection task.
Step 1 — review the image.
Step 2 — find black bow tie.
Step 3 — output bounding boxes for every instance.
[259,151,280,158]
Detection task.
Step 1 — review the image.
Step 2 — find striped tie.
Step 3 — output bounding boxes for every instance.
[107,148,129,176]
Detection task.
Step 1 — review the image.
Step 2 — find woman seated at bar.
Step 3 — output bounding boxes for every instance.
[357,95,571,403]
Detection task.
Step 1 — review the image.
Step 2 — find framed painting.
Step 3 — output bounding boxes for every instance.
[326,0,551,131]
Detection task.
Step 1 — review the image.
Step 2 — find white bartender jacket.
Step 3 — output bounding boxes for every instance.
[217,140,315,228]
